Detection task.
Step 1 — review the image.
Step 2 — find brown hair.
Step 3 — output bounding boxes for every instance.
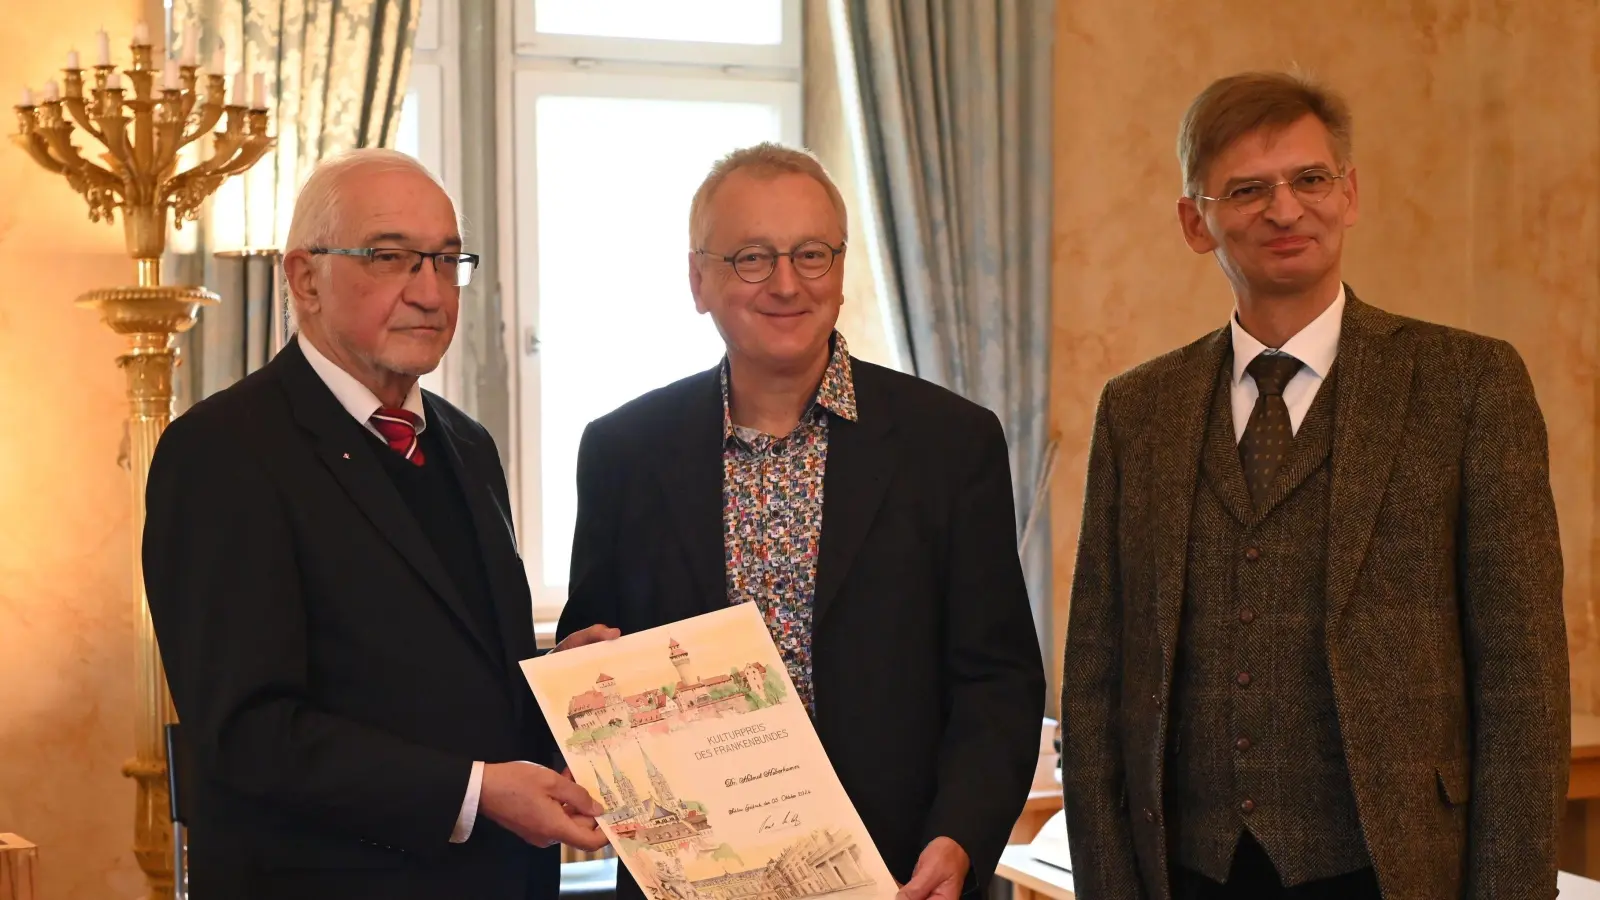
[1177,70,1353,197]
[688,142,848,250]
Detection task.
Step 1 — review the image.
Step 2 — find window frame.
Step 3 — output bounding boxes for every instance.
[406,0,466,401]
[499,0,804,622]
[513,0,802,70]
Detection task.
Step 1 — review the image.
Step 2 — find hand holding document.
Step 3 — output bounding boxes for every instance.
[523,603,899,898]
[556,623,622,652]
[479,760,609,851]
[896,837,970,900]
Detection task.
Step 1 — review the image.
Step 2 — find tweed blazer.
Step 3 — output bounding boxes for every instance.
[1061,292,1569,900]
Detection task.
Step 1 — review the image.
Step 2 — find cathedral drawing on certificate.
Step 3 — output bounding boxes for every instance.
[594,743,717,852]
[563,635,788,754]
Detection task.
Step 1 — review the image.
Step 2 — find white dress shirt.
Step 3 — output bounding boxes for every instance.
[1229,285,1345,443]
[299,336,485,844]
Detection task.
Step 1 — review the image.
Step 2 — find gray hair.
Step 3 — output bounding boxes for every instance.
[688,142,847,251]
[284,148,456,253]
[282,148,458,328]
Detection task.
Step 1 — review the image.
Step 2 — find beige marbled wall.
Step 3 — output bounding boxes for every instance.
[0,2,150,898]
[1049,1,1600,709]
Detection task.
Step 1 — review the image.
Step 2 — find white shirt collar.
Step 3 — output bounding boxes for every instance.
[298,335,427,433]
[1230,284,1345,385]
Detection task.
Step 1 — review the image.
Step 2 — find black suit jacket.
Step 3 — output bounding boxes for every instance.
[557,357,1046,897]
[143,339,557,900]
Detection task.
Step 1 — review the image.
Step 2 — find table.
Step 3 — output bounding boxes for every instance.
[996,844,1073,900]
[1561,870,1600,900]
[0,834,37,900]
[1011,789,1064,843]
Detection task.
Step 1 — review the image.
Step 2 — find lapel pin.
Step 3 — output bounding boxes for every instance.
[342,452,351,459]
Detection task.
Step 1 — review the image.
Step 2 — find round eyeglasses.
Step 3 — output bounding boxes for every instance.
[695,240,846,284]
[310,247,482,288]
[1196,168,1348,216]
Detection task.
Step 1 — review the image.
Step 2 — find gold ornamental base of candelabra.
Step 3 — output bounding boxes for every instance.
[80,280,216,900]
[121,757,174,897]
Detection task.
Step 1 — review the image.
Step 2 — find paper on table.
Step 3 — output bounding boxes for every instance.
[522,603,898,899]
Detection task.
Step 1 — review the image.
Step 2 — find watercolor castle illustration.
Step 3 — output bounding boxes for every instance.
[564,636,788,753]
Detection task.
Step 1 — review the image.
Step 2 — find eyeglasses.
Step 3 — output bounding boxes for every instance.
[310,247,482,287]
[695,240,846,284]
[1196,168,1348,215]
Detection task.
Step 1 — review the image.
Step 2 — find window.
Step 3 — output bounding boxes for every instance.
[516,0,800,67]
[396,0,461,399]
[508,1,803,619]
[397,1,803,620]
[532,0,784,46]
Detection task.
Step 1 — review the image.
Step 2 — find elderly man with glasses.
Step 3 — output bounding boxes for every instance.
[557,142,1046,900]
[143,148,617,900]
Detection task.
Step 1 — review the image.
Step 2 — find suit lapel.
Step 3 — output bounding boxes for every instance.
[1198,361,1255,526]
[814,367,894,625]
[655,366,729,615]
[429,405,532,687]
[1326,295,1413,629]
[276,339,501,666]
[1153,330,1231,667]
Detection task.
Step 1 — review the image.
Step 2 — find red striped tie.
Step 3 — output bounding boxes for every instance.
[371,407,425,466]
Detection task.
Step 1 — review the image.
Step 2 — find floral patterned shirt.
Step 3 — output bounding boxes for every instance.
[721,332,858,715]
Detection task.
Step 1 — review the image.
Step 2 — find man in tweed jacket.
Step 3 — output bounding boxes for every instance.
[1061,72,1569,900]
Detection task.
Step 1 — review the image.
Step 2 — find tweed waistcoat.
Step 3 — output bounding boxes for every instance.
[1165,356,1371,885]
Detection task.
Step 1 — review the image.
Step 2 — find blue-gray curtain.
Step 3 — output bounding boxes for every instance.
[847,0,1058,708]
[168,0,420,409]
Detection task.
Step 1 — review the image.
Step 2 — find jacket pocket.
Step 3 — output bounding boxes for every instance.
[1435,758,1471,807]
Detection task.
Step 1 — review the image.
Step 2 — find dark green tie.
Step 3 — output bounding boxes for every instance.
[1239,353,1305,505]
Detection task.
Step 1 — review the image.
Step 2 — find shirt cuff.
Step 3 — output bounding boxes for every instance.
[450,760,485,844]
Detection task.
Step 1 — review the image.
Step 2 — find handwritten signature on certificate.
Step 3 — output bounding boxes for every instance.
[759,809,803,833]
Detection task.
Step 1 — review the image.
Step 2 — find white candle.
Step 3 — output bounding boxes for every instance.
[251,72,265,108]
[211,44,225,75]
[133,20,150,45]
[162,59,179,90]
[20,87,33,107]
[107,72,122,91]
[67,50,80,70]
[96,29,110,65]
[43,81,58,102]
[230,71,245,106]
[181,36,197,66]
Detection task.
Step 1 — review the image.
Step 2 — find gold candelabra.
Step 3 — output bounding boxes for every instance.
[12,30,273,900]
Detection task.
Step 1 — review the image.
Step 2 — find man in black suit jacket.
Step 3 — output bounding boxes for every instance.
[557,143,1046,900]
[143,149,612,900]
